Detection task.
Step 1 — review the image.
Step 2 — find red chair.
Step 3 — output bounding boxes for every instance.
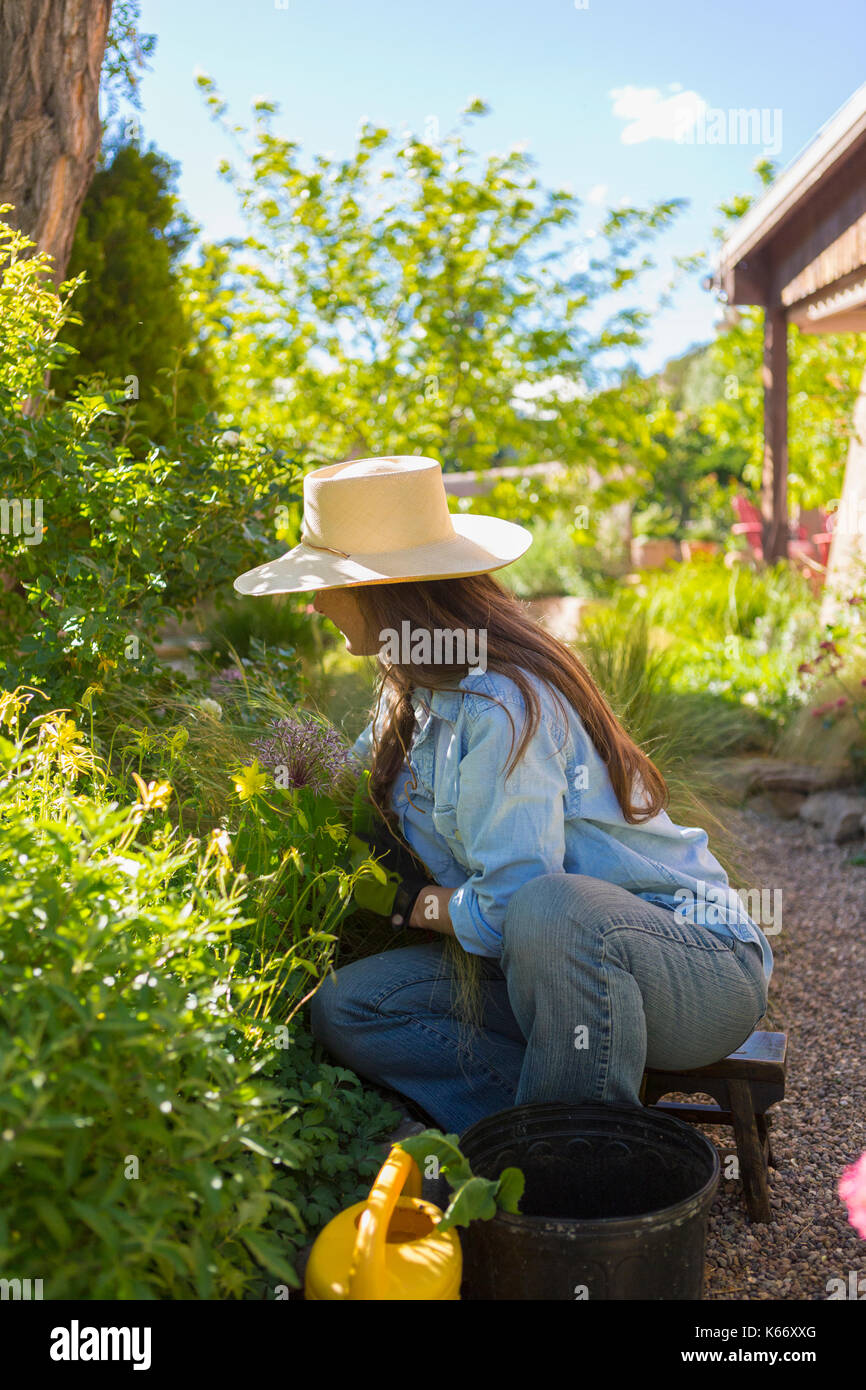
[730,494,832,593]
[731,495,820,567]
[731,496,765,561]
[810,509,836,568]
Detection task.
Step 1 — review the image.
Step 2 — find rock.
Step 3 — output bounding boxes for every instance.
[760,762,855,794]
[799,791,845,825]
[524,595,590,642]
[766,790,806,819]
[746,792,782,819]
[801,791,866,842]
[826,801,866,844]
[709,758,782,801]
[707,757,855,803]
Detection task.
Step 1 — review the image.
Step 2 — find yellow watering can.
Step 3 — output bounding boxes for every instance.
[304,1145,462,1300]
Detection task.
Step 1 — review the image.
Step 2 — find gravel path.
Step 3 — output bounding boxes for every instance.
[701,805,866,1301]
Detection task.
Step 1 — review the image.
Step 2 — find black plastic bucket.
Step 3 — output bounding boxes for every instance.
[459,1102,720,1300]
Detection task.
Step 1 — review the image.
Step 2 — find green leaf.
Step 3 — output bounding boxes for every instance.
[34,1197,73,1247]
[436,1176,499,1231]
[495,1165,525,1214]
[241,1232,300,1288]
[397,1129,524,1232]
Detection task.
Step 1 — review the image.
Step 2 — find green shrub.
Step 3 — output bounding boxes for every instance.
[576,605,773,768]
[502,515,612,600]
[597,556,819,719]
[575,605,774,889]
[0,693,398,1298]
[777,587,866,785]
[203,595,319,667]
[0,215,303,706]
[631,502,678,539]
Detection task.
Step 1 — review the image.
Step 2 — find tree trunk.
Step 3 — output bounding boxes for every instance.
[0,0,112,282]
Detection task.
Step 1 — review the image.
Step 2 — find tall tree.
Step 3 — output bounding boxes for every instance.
[0,0,112,281]
[189,82,683,471]
[52,137,218,442]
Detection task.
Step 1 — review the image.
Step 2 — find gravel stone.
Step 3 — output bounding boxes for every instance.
[702,808,866,1301]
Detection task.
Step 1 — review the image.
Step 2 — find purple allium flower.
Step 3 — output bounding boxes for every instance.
[251,716,352,792]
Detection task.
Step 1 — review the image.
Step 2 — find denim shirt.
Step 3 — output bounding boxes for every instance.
[351,668,774,983]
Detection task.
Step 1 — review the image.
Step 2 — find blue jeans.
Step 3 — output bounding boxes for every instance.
[310,873,770,1134]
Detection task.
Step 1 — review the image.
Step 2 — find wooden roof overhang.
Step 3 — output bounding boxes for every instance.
[711,84,866,559]
[715,82,866,330]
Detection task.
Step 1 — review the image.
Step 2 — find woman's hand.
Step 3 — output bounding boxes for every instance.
[408,884,455,936]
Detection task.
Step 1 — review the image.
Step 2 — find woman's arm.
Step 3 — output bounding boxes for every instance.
[408,885,455,935]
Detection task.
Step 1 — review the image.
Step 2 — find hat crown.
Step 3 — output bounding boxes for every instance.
[302,456,455,556]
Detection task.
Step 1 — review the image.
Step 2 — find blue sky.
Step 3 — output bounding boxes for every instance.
[133,0,866,373]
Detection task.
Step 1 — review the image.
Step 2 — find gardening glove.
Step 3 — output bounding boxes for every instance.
[347,820,432,925]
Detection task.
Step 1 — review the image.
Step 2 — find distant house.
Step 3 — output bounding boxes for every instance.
[714,81,866,613]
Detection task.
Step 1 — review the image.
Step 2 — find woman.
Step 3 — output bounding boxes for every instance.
[235,455,772,1135]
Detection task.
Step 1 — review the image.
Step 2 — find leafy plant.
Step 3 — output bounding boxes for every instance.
[782,589,866,784]
[0,690,398,1297]
[631,502,679,540]
[396,1130,524,1233]
[50,136,218,444]
[501,513,612,599]
[0,214,303,706]
[188,82,684,471]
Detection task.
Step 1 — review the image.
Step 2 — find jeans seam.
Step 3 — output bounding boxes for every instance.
[603,918,737,952]
[400,1015,519,1098]
[594,931,613,1104]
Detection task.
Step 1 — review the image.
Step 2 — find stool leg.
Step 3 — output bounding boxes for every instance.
[728,1080,772,1222]
[756,1112,776,1169]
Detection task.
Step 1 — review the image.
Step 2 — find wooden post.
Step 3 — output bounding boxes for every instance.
[761,305,789,561]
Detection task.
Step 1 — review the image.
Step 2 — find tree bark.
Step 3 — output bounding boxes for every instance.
[0,0,112,282]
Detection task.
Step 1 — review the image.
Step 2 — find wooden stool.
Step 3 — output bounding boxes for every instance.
[640,1031,787,1223]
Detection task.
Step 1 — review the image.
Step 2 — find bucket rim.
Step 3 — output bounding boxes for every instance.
[459,1100,721,1233]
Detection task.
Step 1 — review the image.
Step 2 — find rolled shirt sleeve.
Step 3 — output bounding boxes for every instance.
[447,697,569,957]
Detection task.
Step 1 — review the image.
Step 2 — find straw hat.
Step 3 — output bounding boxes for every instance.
[233,455,533,595]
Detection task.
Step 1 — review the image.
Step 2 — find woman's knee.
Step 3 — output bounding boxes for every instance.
[309,959,369,1049]
[309,943,449,1048]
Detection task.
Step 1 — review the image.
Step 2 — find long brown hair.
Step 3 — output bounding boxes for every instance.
[355,570,669,830]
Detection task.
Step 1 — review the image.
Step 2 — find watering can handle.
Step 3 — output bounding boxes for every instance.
[348,1145,423,1300]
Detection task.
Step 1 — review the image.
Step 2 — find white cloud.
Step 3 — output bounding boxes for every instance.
[610,84,706,144]
[512,376,589,419]
[586,183,608,204]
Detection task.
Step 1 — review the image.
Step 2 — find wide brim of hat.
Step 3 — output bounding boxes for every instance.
[233,513,533,596]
